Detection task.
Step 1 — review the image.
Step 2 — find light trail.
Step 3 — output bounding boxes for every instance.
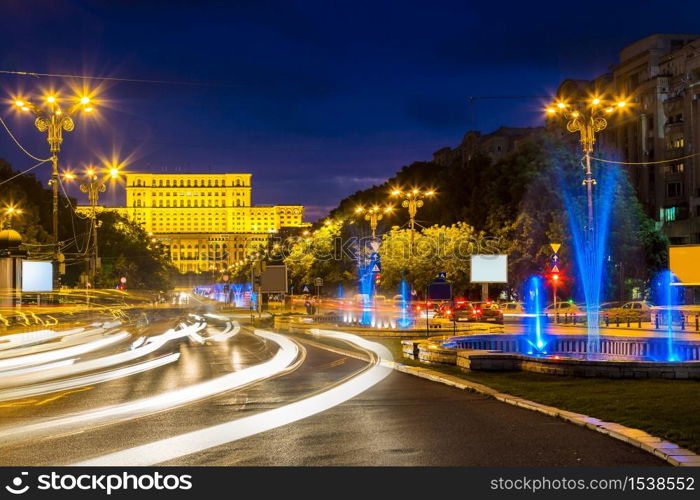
[0,354,180,402]
[0,322,206,389]
[0,333,130,371]
[74,329,392,466]
[206,321,240,342]
[0,328,301,447]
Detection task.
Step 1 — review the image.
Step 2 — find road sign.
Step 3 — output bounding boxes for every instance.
[550,243,561,254]
[437,272,447,279]
[120,277,127,284]
[369,240,381,252]
[427,280,452,300]
[551,264,560,273]
[372,263,381,273]
[301,284,311,294]
[314,277,324,287]
[261,265,287,293]
[222,274,229,282]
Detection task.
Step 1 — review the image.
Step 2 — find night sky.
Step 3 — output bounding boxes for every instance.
[1,1,699,220]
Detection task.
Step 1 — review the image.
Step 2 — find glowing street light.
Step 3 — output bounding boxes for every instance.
[10,89,97,285]
[544,93,630,239]
[355,204,394,239]
[63,164,119,285]
[1,205,23,229]
[390,187,435,248]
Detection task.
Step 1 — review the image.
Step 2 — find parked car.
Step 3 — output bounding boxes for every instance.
[605,301,654,322]
[500,301,527,323]
[412,300,440,318]
[544,302,583,315]
[473,301,504,324]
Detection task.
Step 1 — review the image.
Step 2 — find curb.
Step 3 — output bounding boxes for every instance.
[297,334,700,467]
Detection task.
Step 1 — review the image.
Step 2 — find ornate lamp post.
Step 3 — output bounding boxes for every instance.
[545,96,628,238]
[354,204,394,239]
[12,91,95,285]
[390,188,435,248]
[65,165,119,286]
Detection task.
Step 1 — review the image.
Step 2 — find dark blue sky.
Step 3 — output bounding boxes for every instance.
[2,1,699,219]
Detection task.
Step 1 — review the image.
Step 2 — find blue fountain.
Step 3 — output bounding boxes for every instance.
[652,270,683,362]
[397,279,412,329]
[562,165,619,356]
[523,275,548,354]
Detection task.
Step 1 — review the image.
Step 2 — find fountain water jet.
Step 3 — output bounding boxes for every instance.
[561,165,620,357]
[523,275,548,354]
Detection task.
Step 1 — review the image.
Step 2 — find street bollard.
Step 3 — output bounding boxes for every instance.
[605,314,609,327]
[626,315,630,328]
[655,314,659,330]
[573,314,577,325]
[616,315,620,327]
[681,315,685,331]
[638,318,642,328]
[696,314,699,332]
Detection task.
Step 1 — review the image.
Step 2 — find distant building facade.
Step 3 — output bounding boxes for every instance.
[78,173,307,273]
[433,126,544,166]
[554,34,700,245]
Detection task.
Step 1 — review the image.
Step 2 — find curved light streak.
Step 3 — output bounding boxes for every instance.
[0,332,130,371]
[0,322,205,389]
[75,329,392,466]
[0,353,180,402]
[206,321,240,342]
[0,329,300,447]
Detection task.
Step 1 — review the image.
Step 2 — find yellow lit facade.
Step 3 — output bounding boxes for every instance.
[78,173,307,273]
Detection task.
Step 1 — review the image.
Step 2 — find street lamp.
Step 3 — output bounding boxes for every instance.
[0,205,23,229]
[390,187,435,248]
[545,94,629,238]
[64,164,119,285]
[11,90,96,284]
[354,204,394,239]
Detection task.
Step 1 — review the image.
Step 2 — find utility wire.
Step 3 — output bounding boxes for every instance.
[590,152,700,165]
[0,116,51,162]
[0,69,248,88]
[0,158,51,187]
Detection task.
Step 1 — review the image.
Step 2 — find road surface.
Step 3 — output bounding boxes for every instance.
[0,308,665,466]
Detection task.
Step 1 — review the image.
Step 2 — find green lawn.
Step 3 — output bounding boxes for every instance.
[363,336,700,454]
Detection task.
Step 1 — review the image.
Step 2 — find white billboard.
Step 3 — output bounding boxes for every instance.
[22,261,53,292]
[470,255,508,283]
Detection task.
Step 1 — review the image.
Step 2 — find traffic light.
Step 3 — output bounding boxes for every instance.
[552,272,559,283]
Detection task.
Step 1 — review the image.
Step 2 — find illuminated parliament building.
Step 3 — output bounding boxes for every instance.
[80,173,306,273]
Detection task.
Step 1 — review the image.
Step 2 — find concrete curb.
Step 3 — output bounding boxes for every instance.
[298,334,700,467]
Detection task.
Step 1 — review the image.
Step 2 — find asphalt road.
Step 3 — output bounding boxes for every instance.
[0,314,665,466]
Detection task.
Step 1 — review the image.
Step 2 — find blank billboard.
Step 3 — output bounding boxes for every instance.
[260,265,288,293]
[670,245,700,285]
[22,261,53,292]
[470,255,508,283]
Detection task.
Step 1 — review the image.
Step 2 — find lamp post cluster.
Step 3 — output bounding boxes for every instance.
[63,166,119,286]
[354,205,393,239]
[545,96,628,239]
[390,188,435,249]
[12,90,95,285]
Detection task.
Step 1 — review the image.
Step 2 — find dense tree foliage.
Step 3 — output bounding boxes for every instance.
[1,159,176,290]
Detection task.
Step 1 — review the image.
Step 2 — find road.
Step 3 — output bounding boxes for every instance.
[0,307,664,466]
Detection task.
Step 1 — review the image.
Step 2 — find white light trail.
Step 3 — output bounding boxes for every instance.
[0,328,300,447]
[0,354,180,402]
[74,329,392,466]
[0,322,204,389]
[206,321,240,342]
[0,332,130,371]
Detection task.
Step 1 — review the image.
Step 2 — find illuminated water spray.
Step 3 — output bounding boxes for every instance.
[523,275,547,354]
[652,270,682,362]
[562,165,619,356]
[397,279,412,329]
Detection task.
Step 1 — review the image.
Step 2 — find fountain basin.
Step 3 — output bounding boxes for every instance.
[404,333,700,379]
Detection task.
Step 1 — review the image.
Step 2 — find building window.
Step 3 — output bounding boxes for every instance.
[666,182,682,198]
[664,163,684,174]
